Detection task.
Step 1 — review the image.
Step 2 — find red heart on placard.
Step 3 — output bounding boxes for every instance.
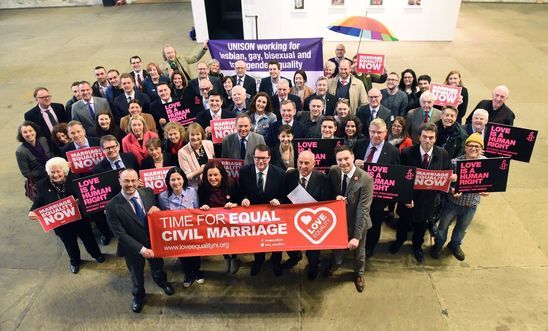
[294,207,337,244]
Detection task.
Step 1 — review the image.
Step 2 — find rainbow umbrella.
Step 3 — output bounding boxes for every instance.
[328,16,398,51]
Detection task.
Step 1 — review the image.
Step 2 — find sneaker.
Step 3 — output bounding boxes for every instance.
[389,241,403,254]
[448,244,465,261]
[194,271,205,284]
[183,275,193,288]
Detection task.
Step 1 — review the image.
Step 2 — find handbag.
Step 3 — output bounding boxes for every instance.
[24,177,37,201]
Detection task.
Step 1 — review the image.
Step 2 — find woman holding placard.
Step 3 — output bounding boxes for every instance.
[28,157,104,274]
[444,70,469,124]
[158,167,202,287]
[198,161,241,274]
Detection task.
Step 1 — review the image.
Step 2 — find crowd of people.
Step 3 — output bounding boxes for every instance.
[17,41,515,312]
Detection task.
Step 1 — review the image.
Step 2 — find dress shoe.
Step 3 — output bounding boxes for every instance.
[354,275,365,293]
[448,244,465,261]
[389,241,403,254]
[322,263,340,278]
[100,234,111,246]
[430,244,442,259]
[161,283,175,295]
[229,258,240,275]
[307,265,318,281]
[95,255,105,263]
[224,257,231,273]
[70,264,80,274]
[250,260,263,276]
[131,296,144,313]
[365,249,374,259]
[194,271,205,285]
[272,262,283,277]
[281,257,302,269]
[413,247,424,263]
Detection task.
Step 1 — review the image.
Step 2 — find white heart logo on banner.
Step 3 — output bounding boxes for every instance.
[294,207,337,245]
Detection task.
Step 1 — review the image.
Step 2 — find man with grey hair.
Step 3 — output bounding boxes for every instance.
[231,60,257,98]
[323,61,336,79]
[406,91,442,144]
[231,85,250,113]
[271,79,302,118]
[465,85,514,125]
[464,108,489,137]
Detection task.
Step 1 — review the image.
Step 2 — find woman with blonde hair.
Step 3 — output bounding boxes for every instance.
[121,114,159,165]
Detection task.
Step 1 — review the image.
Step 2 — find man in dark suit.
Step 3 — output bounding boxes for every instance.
[195,91,236,139]
[113,73,151,122]
[389,123,451,262]
[105,169,174,313]
[328,43,352,77]
[267,100,307,146]
[222,114,266,165]
[353,118,400,258]
[62,121,113,245]
[239,144,286,276]
[91,66,110,98]
[270,79,302,118]
[230,86,251,114]
[284,150,332,280]
[188,61,223,96]
[259,60,292,96]
[463,108,489,137]
[232,60,257,99]
[296,96,325,138]
[303,76,337,116]
[129,56,149,92]
[406,91,442,144]
[105,69,125,108]
[24,87,68,145]
[465,85,514,126]
[326,145,373,293]
[93,135,140,174]
[356,87,393,136]
[71,81,113,137]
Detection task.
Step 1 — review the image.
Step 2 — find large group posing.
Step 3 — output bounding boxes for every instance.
[17,41,515,312]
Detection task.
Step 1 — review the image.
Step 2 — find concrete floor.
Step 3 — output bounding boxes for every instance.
[1,3,547,330]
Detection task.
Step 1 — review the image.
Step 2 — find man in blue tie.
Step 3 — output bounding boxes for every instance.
[105,169,174,313]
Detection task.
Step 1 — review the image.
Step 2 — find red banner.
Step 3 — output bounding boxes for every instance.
[414,169,452,192]
[429,83,462,108]
[210,118,237,144]
[139,167,173,194]
[209,158,244,182]
[148,200,348,258]
[33,196,82,232]
[355,53,385,75]
[66,146,103,174]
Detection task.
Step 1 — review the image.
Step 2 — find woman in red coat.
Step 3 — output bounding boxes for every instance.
[121,114,159,166]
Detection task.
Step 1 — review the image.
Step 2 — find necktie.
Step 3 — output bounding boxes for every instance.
[137,74,143,91]
[44,109,58,129]
[422,153,430,169]
[424,112,429,123]
[114,160,122,169]
[86,102,95,119]
[237,77,242,86]
[371,110,377,120]
[365,146,377,163]
[300,177,307,188]
[127,96,132,103]
[240,138,246,160]
[341,80,347,86]
[257,172,264,194]
[341,175,348,196]
[130,196,147,226]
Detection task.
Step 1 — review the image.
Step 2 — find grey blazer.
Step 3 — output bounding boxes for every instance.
[221,132,265,165]
[406,107,442,144]
[71,97,112,137]
[327,166,374,240]
[105,187,156,257]
[15,137,54,180]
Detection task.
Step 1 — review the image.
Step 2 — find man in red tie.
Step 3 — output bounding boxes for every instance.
[389,123,451,262]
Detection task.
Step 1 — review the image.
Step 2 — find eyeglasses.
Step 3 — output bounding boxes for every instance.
[37,95,52,99]
[102,145,118,150]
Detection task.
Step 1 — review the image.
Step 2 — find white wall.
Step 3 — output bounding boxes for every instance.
[192,0,462,42]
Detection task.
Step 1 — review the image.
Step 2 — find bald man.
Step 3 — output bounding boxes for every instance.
[465,85,514,126]
[328,43,352,77]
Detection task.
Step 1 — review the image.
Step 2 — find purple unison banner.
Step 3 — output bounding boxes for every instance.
[454,157,511,193]
[293,138,343,173]
[74,170,121,214]
[483,123,538,162]
[208,38,324,89]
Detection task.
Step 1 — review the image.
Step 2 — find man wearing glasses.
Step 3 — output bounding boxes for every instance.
[24,87,69,146]
[94,135,139,174]
[431,133,489,261]
[239,144,286,276]
[356,87,393,135]
[380,72,408,118]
